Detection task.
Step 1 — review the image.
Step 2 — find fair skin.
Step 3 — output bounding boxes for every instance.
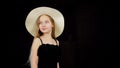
[30,15,60,68]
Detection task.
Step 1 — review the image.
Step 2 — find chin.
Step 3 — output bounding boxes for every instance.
[41,29,52,33]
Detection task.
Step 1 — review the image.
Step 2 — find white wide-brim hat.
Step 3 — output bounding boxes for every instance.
[25,6,64,37]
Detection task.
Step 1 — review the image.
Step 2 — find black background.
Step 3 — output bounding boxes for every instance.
[7,0,115,68]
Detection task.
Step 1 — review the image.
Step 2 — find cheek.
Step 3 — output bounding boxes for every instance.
[47,23,53,28]
[50,22,54,28]
[39,24,42,29]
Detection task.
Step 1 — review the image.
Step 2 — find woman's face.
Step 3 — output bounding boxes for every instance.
[39,15,53,34]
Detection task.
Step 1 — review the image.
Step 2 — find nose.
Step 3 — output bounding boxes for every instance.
[41,22,46,27]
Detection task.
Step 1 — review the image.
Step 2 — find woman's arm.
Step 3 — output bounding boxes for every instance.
[57,62,60,68]
[57,40,60,68]
[30,38,41,68]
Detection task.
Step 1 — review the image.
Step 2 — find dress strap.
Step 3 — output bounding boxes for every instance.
[39,37,58,45]
[39,38,43,45]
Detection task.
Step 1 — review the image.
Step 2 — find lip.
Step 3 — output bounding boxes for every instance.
[41,28,47,30]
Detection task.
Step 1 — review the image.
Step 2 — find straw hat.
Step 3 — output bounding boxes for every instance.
[25,6,64,37]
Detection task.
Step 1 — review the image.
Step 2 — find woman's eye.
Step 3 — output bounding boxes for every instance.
[45,21,49,23]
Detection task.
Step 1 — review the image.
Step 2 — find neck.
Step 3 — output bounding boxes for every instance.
[41,31,53,39]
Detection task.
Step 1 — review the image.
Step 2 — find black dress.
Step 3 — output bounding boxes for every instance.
[37,38,61,68]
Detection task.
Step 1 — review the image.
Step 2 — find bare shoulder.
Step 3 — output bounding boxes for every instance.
[33,37,40,42]
[56,39,59,46]
[31,37,41,49]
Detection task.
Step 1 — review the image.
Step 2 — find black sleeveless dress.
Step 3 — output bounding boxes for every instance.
[37,38,61,68]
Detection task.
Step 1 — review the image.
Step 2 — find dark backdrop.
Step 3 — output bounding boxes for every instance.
[8,0,115,68]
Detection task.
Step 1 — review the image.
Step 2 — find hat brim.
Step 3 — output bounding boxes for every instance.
[25,6,64,37]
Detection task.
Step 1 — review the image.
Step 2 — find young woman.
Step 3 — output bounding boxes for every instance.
[25,7,64,68]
